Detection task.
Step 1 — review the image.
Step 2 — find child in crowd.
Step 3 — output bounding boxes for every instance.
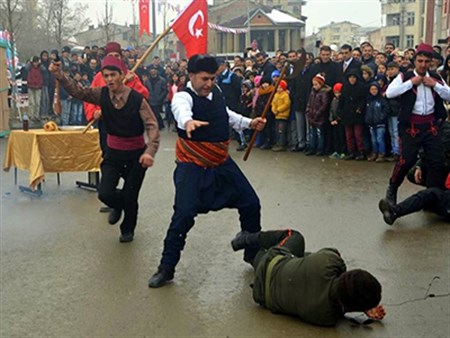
[271,80,291,151]
[385,62,401,161]
[365,82,390,162]
[328,83,346,159]
[305,73,331,156]
[361,65,374,89]
[70,71,84,125]
[339,70,367,160]
[80,72,90,87]
[60,68,71,126]
[256,77,275,149]
[377,63,387,76]
[236,80,254,151]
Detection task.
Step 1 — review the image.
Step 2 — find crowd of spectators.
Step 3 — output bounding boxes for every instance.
[13,41,450,163]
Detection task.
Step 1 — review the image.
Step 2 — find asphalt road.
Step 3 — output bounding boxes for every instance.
[1,132,449,337]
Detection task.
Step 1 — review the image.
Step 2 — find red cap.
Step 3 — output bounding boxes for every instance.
[333,83,343,92]
[105,42,122,56]
[101,55,124,73]
[415,43,434,56]
[279,80,288,90]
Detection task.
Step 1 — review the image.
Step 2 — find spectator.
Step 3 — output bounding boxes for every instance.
[365,83,390,162]
[271,80,291,152]
[145,64,168,130]
[339,70,367,161]
[305,73,331,156]
[26,56,44,120]
[328,83,346,159]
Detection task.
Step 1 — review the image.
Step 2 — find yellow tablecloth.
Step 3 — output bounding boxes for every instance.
[3,129,101,189]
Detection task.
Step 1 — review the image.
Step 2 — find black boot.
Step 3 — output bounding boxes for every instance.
[108,209,122,225]
[231,231,260,251]
[385,185,398,205]
[148,266,175,288]
[378,198,398,225]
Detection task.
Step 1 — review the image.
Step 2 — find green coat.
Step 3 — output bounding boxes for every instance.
[252,247,346,326]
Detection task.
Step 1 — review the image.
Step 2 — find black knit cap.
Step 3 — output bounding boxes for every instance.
[187,54,218,74]
[337,269,382,312]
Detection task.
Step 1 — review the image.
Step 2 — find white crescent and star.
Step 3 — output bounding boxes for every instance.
[188,10,205,39]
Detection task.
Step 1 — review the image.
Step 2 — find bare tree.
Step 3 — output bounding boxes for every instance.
[99,0,115,42]
[49,0,90,48]
[0,0,23,74]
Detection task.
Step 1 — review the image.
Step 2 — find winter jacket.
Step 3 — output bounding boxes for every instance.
[217,69,242,111]
[271,90,291,120]
[365,95,389,126]
[252,246,346,327]
[254,85,274,117]
[26,65,44,89]
[338,71,366,125]
[329,96,341,122]
[146,75,168,106]
[306,85,332,127]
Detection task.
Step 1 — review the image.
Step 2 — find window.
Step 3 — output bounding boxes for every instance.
[406,35,414,47]
[387,14,400,26]
[406,12,415,25]
[386,36,400,47]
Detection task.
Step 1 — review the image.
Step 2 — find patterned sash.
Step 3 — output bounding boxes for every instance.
[176,138,230,167]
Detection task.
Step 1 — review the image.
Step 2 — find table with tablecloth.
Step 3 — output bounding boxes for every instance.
[3,129,101,190]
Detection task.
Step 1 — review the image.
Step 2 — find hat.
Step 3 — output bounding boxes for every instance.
[313,73,325,85]
[105,42,122,56]
[333,83,343,93]
[415,43,434,56]
[278,80,288,90]
[271,70,280,79]
[187,54,218,74]
[101,55,124,73]
[62,46,71,53]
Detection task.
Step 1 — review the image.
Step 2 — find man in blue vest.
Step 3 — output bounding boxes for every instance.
[385,43,450,205]
[148,55,266,288]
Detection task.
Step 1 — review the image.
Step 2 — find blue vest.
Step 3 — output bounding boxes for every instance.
[177,86,230,142]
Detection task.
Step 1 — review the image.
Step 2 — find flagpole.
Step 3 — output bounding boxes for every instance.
[130,25,172,73]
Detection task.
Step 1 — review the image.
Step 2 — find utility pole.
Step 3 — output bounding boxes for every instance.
[399,0,406,49]
[246,0,251,48]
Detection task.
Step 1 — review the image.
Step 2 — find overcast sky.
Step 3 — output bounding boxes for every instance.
[83,0,382,36]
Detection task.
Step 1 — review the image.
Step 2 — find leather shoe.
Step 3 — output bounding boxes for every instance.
[108,209,122,225]
[99,206,112,213]
[385,185,398,205]
[231,231,250,251]
[148,268,174,288]
[378,199,397,225]
[119,232,134,243]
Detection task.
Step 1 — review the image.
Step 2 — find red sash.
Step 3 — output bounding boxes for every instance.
[176,138,230,168]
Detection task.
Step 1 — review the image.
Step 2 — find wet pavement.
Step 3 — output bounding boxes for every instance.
[1,132,449,337]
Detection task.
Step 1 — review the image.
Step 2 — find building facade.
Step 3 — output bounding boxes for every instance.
[208,0,305,55]
[316,21,365,47]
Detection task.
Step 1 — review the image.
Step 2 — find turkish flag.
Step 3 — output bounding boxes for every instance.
[171,0,208,58]
[139,0,150,36]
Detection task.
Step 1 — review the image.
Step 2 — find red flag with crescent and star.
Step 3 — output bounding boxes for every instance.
[171,0,208,58]
[139,0,150,36]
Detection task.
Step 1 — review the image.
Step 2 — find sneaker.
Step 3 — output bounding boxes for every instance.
[315,151,324,156]
[260,144,272,150]
[344,153,355,160]
[328,152,340,159]
[305,149,316,156]
[367,154,377,161]
[272,145,286,152]
[375,154,387,163]
[339,153,346,159]
[148,267,175,288]
[236,143,247,151]
[355,154,366,161]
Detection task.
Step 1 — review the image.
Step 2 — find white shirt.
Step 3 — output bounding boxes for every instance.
[171,81,252,132]
[343,58,353,71]
[385,71,450,116]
